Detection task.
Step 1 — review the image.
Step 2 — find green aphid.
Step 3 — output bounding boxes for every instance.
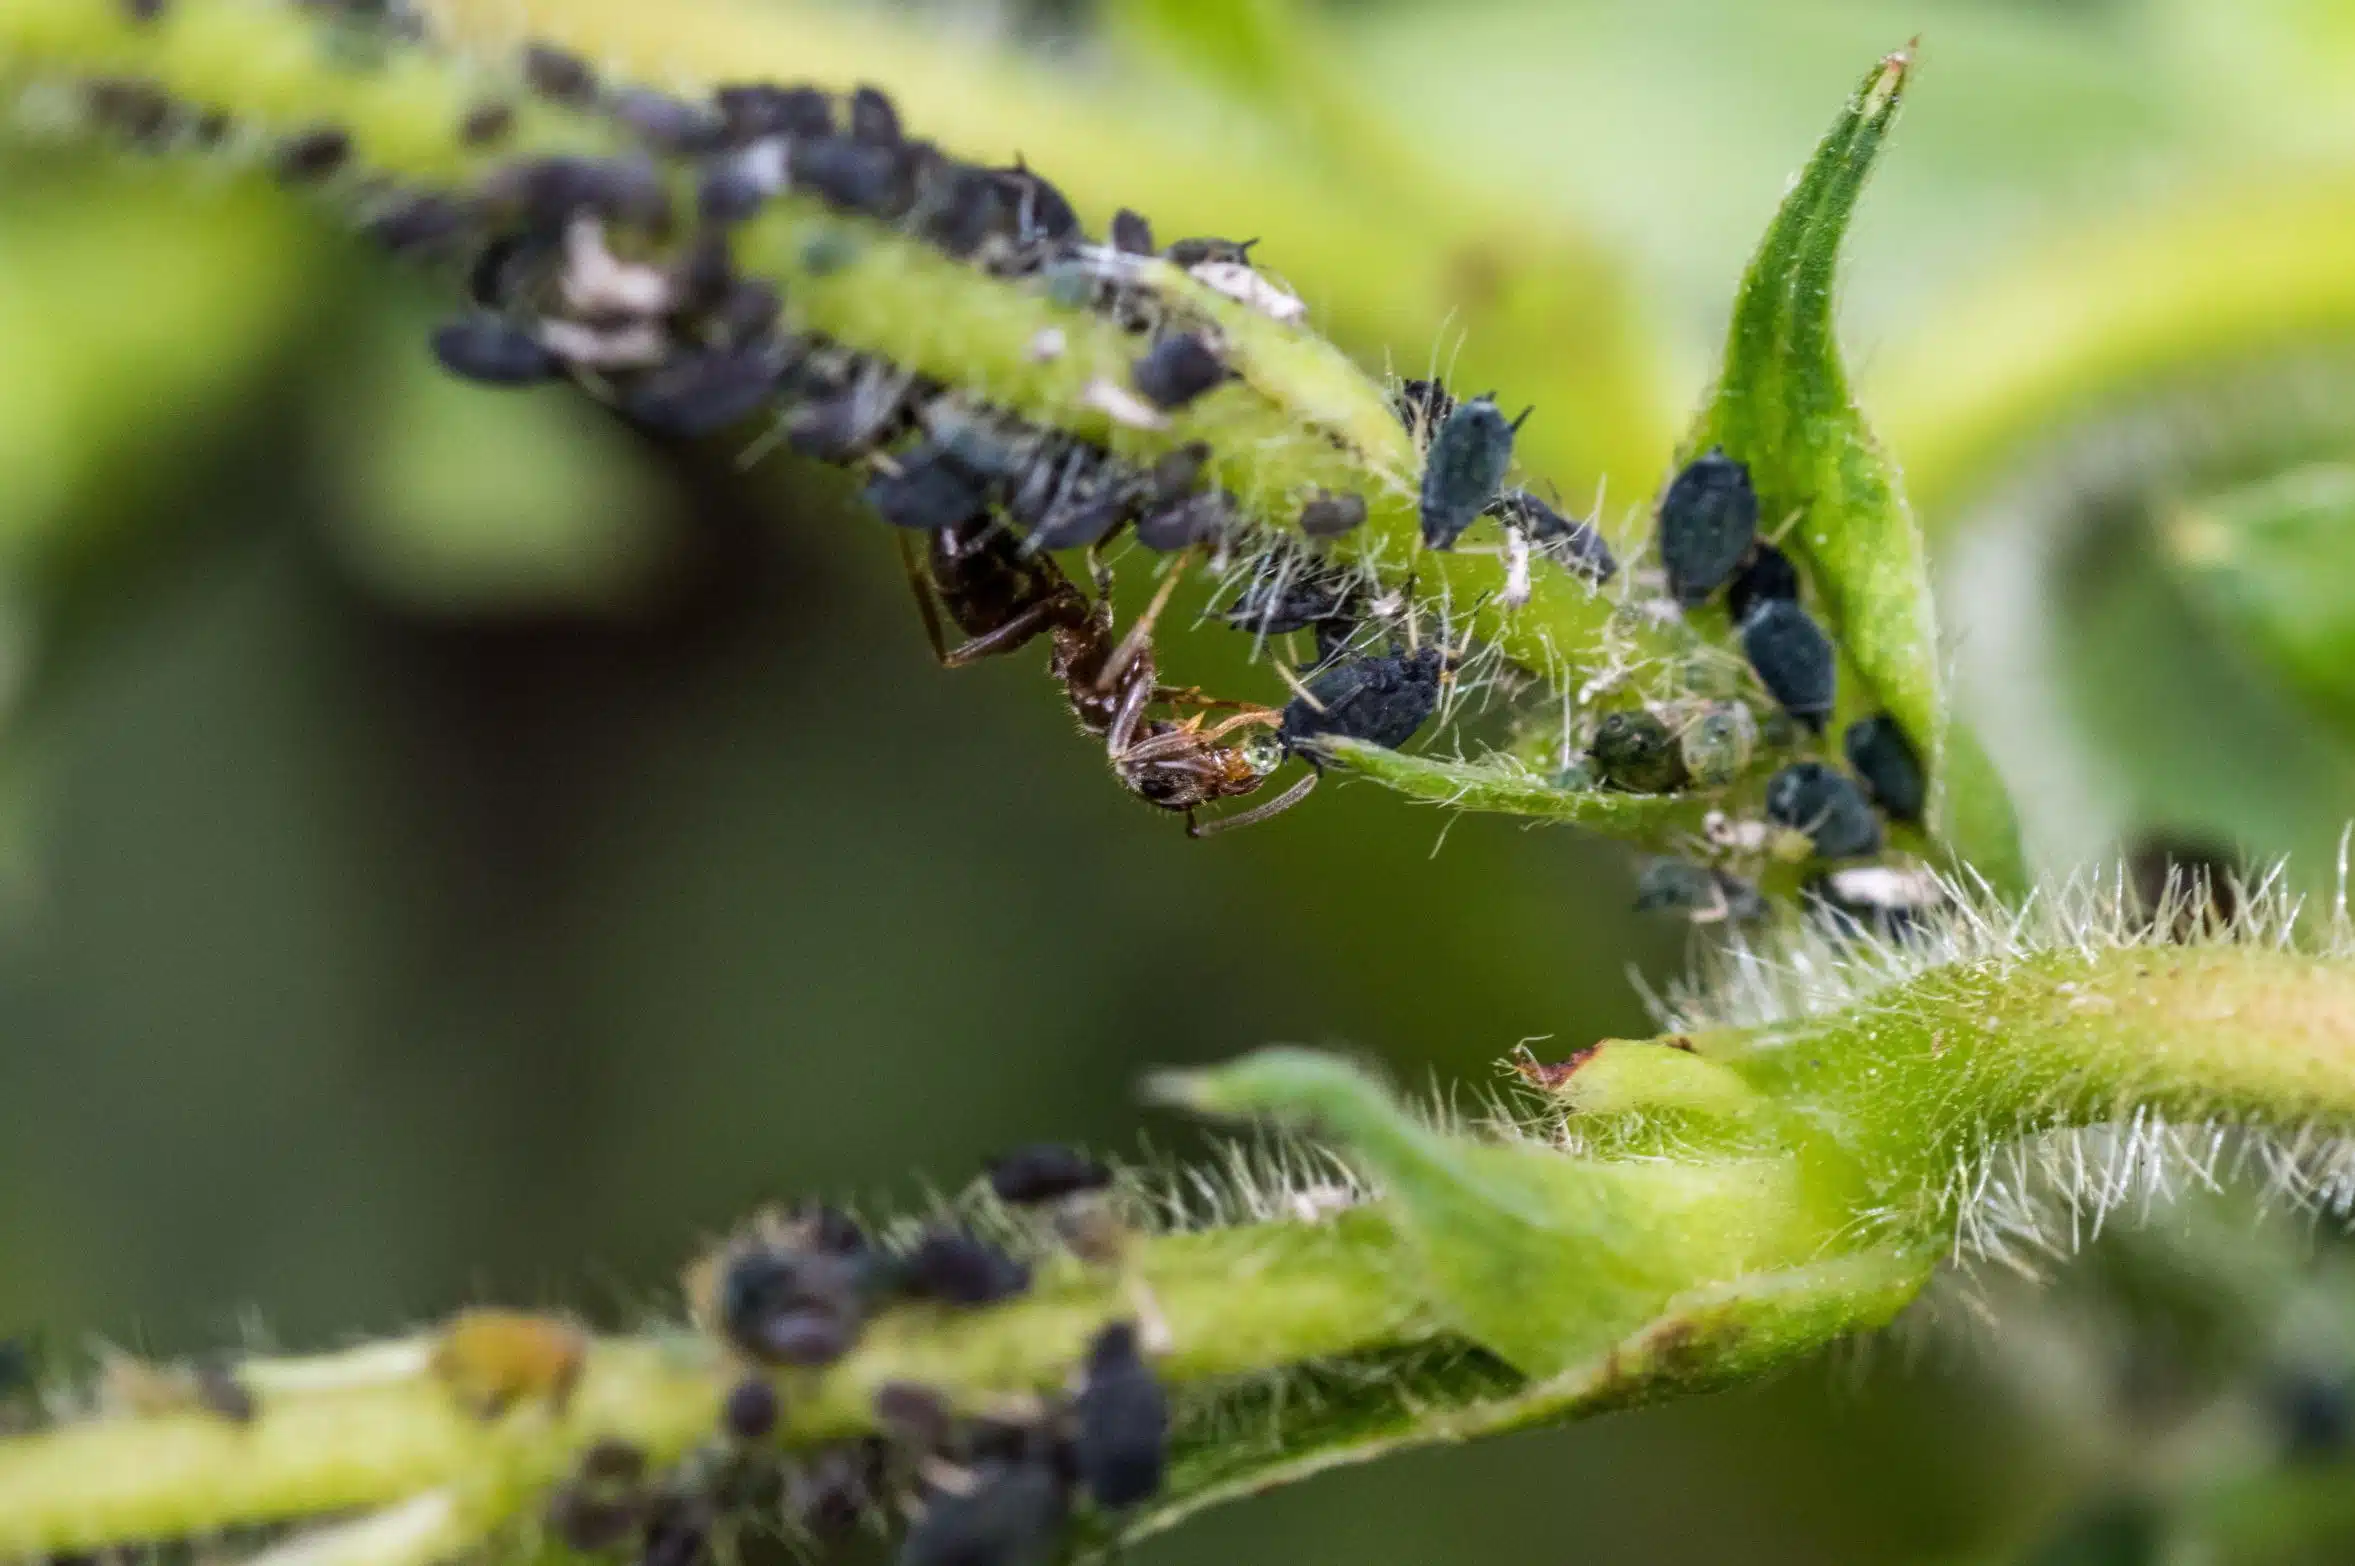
[1588,711,1690,794]
[1678,703,1757,788]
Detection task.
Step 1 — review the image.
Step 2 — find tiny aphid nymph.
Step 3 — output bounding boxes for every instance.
[1589,710,1689,795]
[1129,333,1231,412]
[1298,490,1368,539]
[1658,448,1758,606]
[520,43,599,106]
[430,316,559,387]
[891,1231,1033,1308]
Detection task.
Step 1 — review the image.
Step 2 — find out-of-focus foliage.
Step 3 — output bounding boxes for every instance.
[12,0,2355,1561]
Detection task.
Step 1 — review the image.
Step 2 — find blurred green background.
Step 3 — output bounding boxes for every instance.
[14,0,2355,1560]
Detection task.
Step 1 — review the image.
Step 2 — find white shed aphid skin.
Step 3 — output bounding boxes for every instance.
[560,217,675,319]
[1821,864,1944,914]
[537,318,669,369]
[1496,525,1533,610]
[1082,377,1173,431]
[1025,327,1066,363]
[1188,260,1307,324]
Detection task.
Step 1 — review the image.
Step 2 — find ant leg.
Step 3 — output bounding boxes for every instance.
[1187,771,1319,838]
[897,533,952,665]
[1094,557,1190,695]
[1105,661,1158,755]
[939,603,1060,667]
[1117,707,1273,766]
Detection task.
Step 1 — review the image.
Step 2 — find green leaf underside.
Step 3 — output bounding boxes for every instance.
[1684,49,2025,893]
[1318,737,1706,847]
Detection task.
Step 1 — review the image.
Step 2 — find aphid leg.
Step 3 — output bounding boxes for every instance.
[1271,662,1327,713]
[1187,770,1318,838]
[1094,557,1191,695]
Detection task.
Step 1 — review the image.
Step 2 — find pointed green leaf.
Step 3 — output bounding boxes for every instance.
[1151,1049,1846,1377]
[1688,49,2025,893]
[1314,738,1704,849]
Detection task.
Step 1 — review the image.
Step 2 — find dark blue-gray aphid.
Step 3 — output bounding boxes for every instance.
[990,162,1080,245]
[364,194,471,255]
[1765,763,1882,860]
[720,1376,780,1442]
[1391,377,1454,436]
[1490,489,1617,583]
[1724,538,1800,626]
[792,135,913,219]
[520,43,599,106]
[713,83,835,143]
[985,1144,1111,1206]
[866,445,992,532]
[1634,859,1766,924]
[622,347,787,437]
[698,163,766,225]
[899,1458,1067,1566]
[1133,491,1226,551]
[1129,333,1231,411]
[273,126,352,183]
[1739,597,1835,732]
[430,317,558,386]
[1220,570,1362,636]
[891,1230,1032,1306]
[1110,208,1155,255]
[717,1243,870,1366]
[848,85,902,145]
[1842,714,1925,824]
[458,101,515,148]
[1418,396,1525,550]
[1658,448,1758,605]
[1279,645,1445,760]
[611,89,722,155]
[1297,490,1367,538]
[1074,1323,1168,1509]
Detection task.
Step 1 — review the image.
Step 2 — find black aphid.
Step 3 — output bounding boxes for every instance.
[457,101,514,148]
[545,1438,648,1552]
[1724,539,1799,625]
[1658,448,1758,606]
[1023,485,1130,552]
[520,42,599,106]
[612,89,722,156]
[638,1494,713,1566]
[987,1144,1112,1206]
[788,1202,870,1256]
[1588,710,1689,794]
[789,1441,887,1537]
[991,162,1079,244]
[848,85,903,145]
[430,316,558,387]
[893,1231,1032,1307]
[194,1364,256,1424]
[717,1244,869,1366]
[623,347,788,437]
[1392,377,1454,437]
[2268,1368,2355,1460]
[1490,490,1617,583]
[1129,333,1230,411]
[899,1458,1067,1566]
[364,194,471,254]
[123,0,168,25]
[866,445,992,532]
[84,78,174,142]
[1074,1323,1167,1510]
[1279,644,1444,759]
[721,1375,780,1442]
[1738,597,1836,732]
[1133,491,1226,552]
[1633,859,1765,924]
[712,83,832,143]
[1164,236,1255,267]
[1842,714,1925,824]
[480,154,669,233]
[1418,396,1523,550]
[698,164,765,226]
[791,135,912,219]
[1765,762,1882,860]
[2124,831,2242,942]
[915,165,1010,259]
[711,279,784,345]
[1110,208,1155,255]
[1298,490,1367,538]
[1220,572,1362,637]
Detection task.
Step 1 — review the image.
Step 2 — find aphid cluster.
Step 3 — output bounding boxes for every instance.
[526,1146,1170,1566]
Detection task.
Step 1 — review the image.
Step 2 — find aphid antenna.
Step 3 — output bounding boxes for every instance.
[1269,660,1326,713]
[1508,404,1534,433]
[1765,503,1808,547]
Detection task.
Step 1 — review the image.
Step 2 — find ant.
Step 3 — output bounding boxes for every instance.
[898,520,1314,835]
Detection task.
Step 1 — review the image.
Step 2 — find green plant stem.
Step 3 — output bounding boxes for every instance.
[0,1214,1423,1555]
